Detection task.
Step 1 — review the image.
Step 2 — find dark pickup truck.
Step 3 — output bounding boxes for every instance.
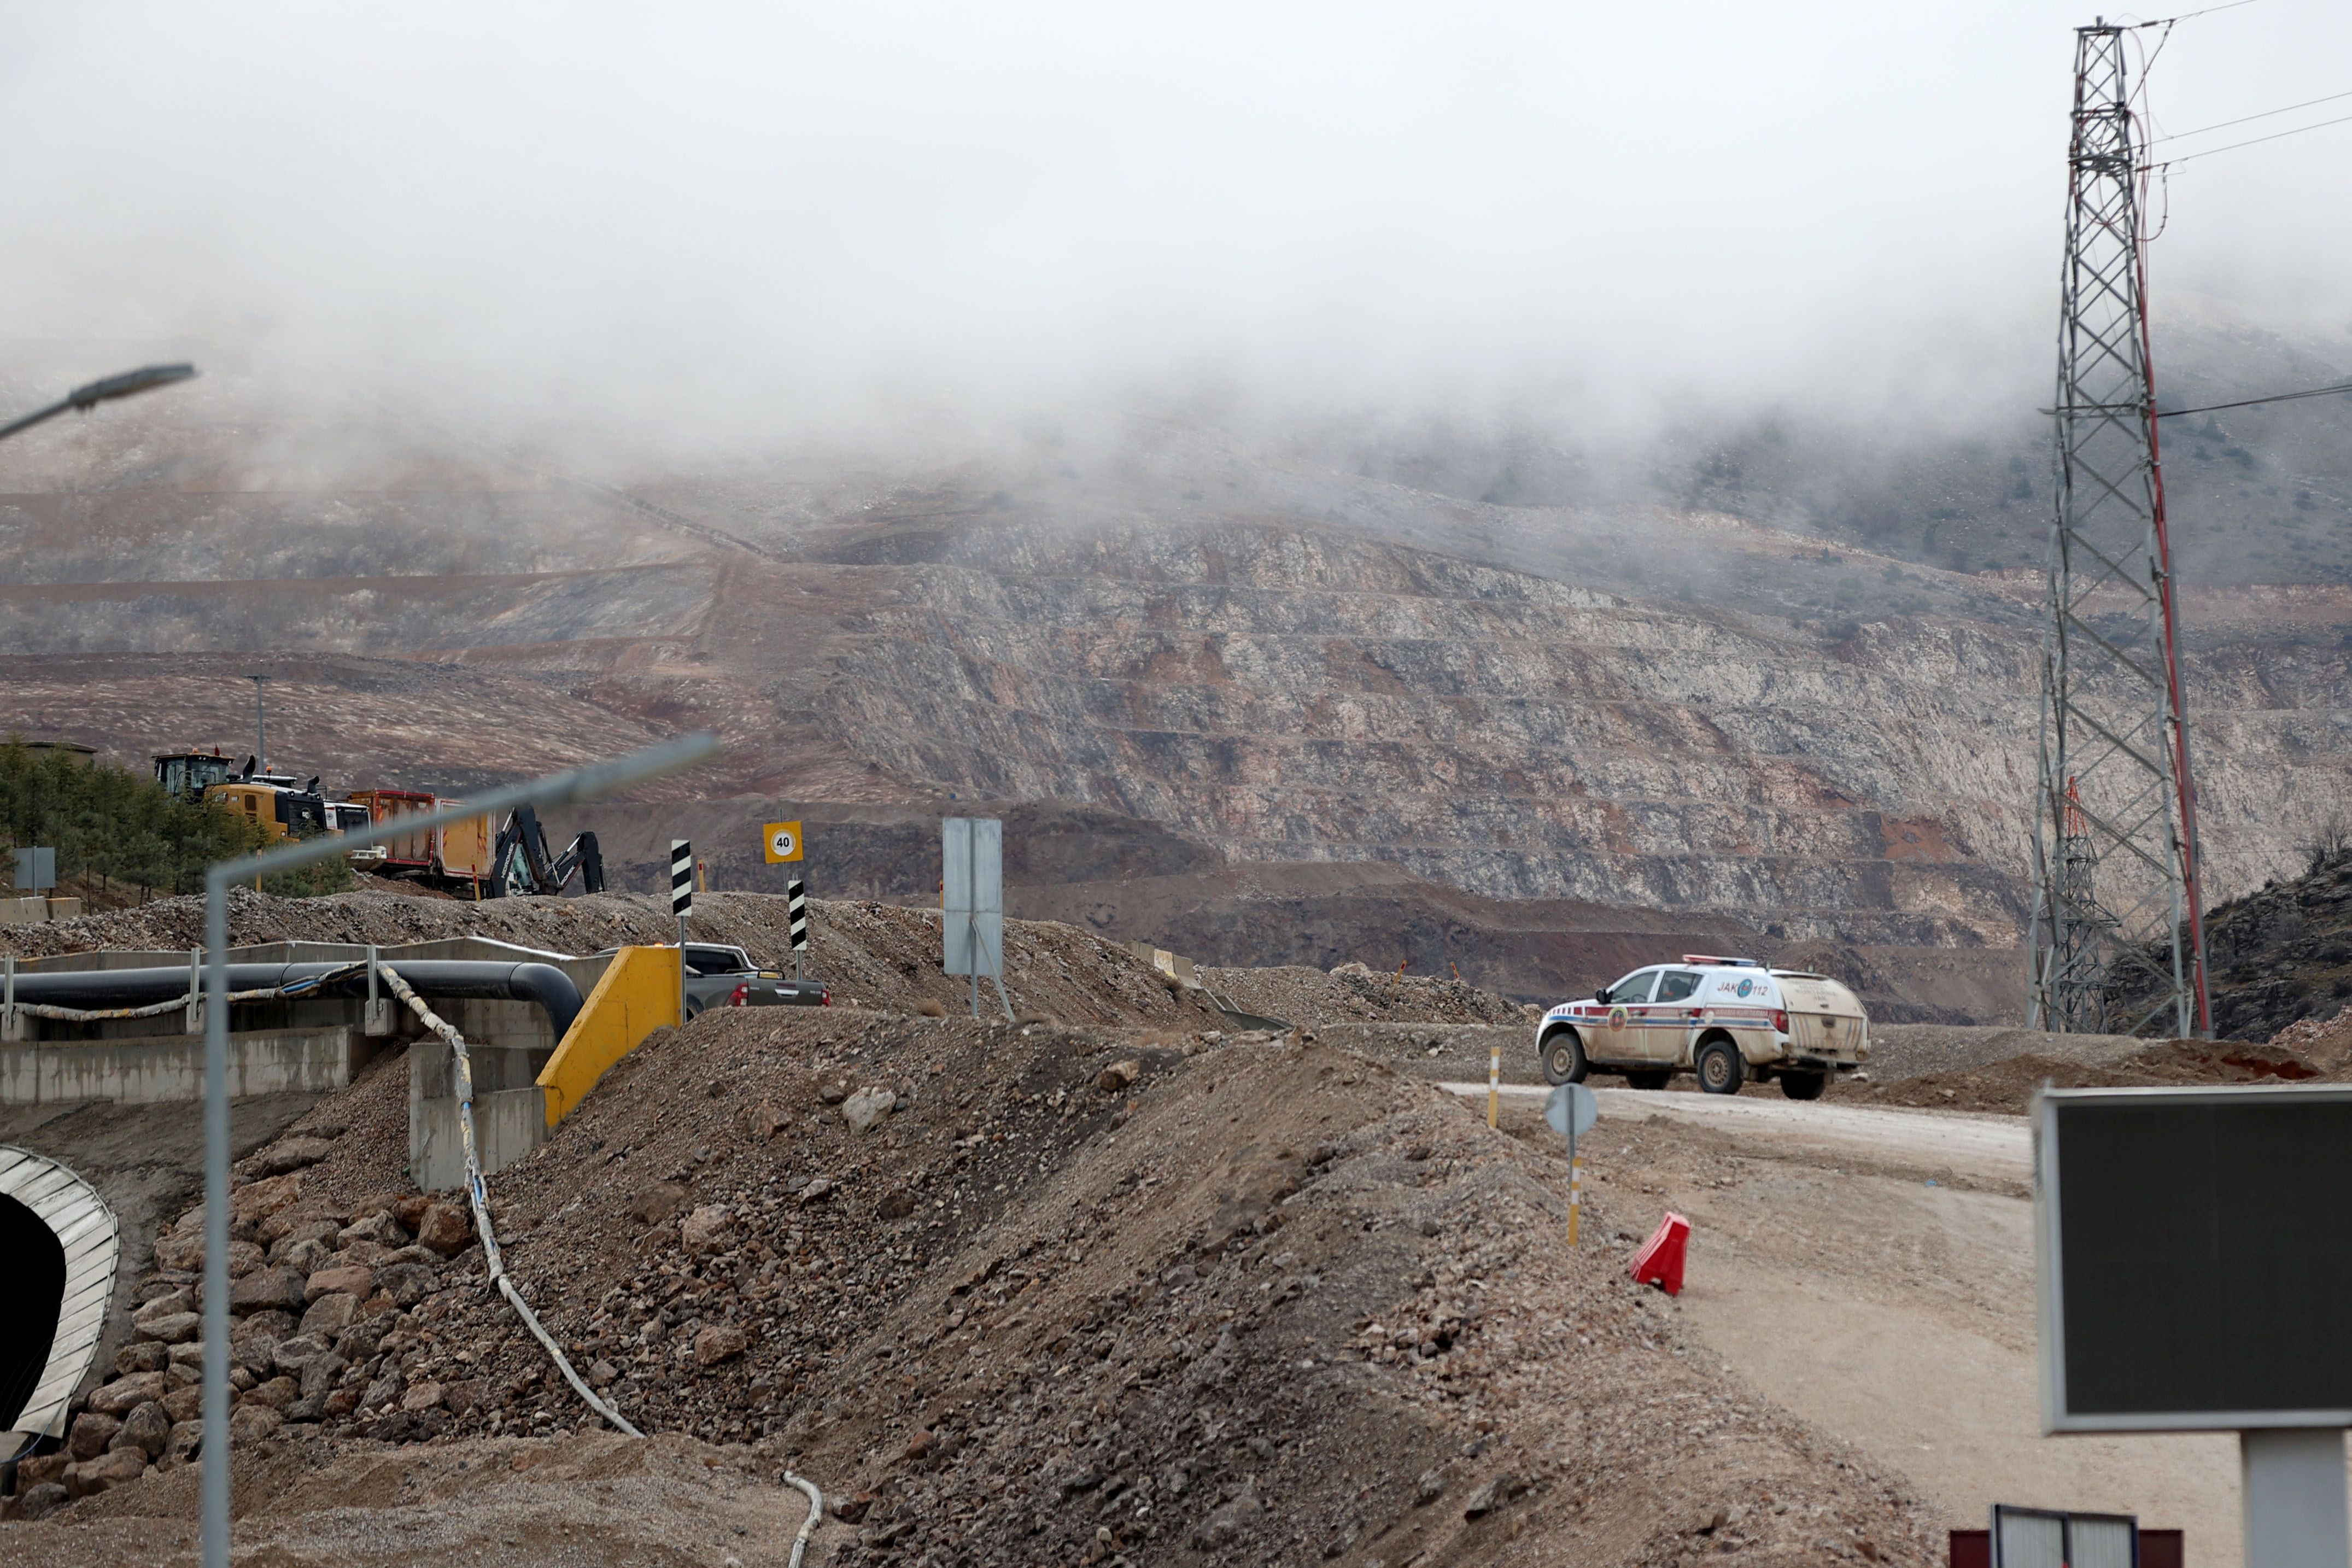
[679,943,828,1016]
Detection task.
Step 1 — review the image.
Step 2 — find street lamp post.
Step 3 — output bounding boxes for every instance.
[249,676,267,775]
[0,363,197,443]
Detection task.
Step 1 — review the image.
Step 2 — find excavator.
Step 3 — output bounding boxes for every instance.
[484,804,605,898]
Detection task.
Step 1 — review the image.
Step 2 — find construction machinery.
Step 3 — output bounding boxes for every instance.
[485,804,604,898]
[155,752,382,868]
[153,752,599,898]
[346,791,599,898]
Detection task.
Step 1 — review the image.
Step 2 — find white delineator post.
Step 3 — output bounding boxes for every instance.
[670,839,693,1023]
[1568,1137,1583,1246]
[1488,1042,1500,1128]
[786,877,809,982]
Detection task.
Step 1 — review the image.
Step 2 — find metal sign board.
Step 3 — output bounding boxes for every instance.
[941,817,1003,980]
[763,821,804,864]
[1545,1082,1598,1138]
[2037,1085,2352,1431]
[669,840,693,917]
[14,847,55,892]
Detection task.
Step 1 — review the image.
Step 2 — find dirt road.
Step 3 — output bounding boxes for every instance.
[1453,1082,2251,1568]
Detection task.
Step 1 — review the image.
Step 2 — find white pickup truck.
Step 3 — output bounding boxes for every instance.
[1535,955,1869,1100]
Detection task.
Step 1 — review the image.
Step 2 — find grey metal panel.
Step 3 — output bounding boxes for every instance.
[57,1278,114,1315]
[1994,1511,2065,1568]
[941,817,972,914]
[0,1143,120,1440]
[2070,1517,2134,1568]
[941,817,1004,979]
[945,913,1004,979]
[54,1303,110,1345]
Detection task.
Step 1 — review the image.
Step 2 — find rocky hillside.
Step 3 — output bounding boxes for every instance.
[3,328,2348,1020]
[2194,845,2352,1042]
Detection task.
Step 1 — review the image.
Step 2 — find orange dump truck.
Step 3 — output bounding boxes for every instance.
[347,788,494,890]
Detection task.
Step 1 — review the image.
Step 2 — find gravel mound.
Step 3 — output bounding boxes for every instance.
[2273,1001,2352,1070]
[1862,1024,2154,1081]
[1198,962,1529,1028]
[26,1008,1951,1564]
[1838,1039,2323,1115]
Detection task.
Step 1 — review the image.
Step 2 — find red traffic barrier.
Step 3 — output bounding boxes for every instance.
[1630,1211,1690,1296]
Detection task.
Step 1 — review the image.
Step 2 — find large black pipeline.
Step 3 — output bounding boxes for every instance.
[5,961,584,1043]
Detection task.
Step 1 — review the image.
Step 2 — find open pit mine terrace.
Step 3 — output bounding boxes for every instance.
[0,887,2297,1568]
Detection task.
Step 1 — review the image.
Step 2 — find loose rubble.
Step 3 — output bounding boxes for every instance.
[5,894,1956,1565]
[7,1004,1947,1565]
[1200,961,1531,1027]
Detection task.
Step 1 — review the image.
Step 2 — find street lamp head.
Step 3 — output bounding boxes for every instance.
[67,363,196,411]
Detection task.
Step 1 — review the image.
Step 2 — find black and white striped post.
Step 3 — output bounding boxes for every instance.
[786,877,809,980]
[670,839,693,1021]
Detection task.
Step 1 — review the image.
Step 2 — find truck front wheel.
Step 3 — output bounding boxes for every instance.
[1695,1038,1745,1095]
[1540,1028,1589,1085]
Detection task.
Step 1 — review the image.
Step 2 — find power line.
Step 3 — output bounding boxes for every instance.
[2131,0,2262,25]
[2160,108,2352,165]
[2151,85,2352,143]
[2157,381,2352,419]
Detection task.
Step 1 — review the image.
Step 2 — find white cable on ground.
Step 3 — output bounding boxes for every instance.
[782,1471,824,1568]
[375,962,642,1438]
[378,961,829,1558]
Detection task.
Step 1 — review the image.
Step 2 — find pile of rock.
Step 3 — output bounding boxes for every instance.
[2273,1001,2352,1072]
[8,1171,477,1518]
[1197,962,1529,1028]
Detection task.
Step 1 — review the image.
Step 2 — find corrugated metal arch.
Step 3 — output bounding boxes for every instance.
[0,1145,119,1457]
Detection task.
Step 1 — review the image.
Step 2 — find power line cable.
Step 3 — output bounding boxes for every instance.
[2151,85,2352,143]
[2129,0,2262,25]
[2160,108,2352,165]
[2157,382,2352,419]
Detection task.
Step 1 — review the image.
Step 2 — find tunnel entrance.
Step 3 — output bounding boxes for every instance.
[0,1191,67,1434]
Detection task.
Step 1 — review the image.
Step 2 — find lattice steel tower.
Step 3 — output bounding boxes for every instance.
[2028,20,2209,1037]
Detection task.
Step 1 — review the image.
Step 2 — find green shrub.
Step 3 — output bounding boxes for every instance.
[0,736,353,899]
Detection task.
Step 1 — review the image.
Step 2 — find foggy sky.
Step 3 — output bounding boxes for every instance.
[2,2,2348,452]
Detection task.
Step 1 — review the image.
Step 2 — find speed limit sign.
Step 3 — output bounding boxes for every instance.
[763,820,804,863]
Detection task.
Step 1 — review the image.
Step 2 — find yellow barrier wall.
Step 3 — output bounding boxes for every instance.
[536,945,681,1127]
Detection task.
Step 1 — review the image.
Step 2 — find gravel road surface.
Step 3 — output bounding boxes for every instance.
[1442,1083,2032,1186]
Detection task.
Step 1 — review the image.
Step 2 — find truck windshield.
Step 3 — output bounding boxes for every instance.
[1605,969,1658,1004]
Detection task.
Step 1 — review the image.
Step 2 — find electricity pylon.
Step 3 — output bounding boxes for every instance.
[2028,20,2210,1038]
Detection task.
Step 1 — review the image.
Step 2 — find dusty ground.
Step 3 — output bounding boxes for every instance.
[9,1009,1953,1567]
[1492,1091,2246,1568]
[3,1429,816,1567]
